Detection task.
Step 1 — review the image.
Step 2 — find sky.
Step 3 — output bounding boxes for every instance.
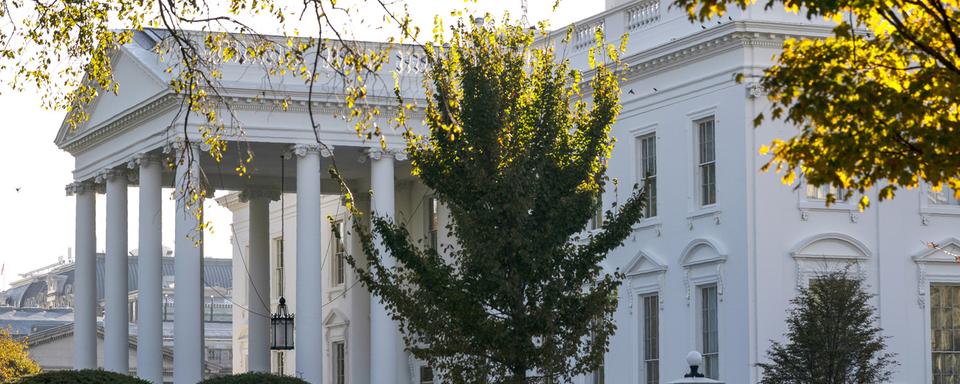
[0,0,603,289]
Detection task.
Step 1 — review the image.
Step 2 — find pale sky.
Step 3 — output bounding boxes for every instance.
[0,0,602,288]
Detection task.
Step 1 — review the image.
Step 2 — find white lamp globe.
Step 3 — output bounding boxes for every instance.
[686,350,703,367]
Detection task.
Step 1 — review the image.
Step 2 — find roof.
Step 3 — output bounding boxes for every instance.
[0,307,74,337]
[1,255,232,309]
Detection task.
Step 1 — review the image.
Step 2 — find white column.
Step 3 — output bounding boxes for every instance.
[137,155,163,383]
[174,145,204,384]
[369,148,404,384]
[243,190,275,373]
[104,169,129,374]
[71,181,98,370]
[293,144,323,383]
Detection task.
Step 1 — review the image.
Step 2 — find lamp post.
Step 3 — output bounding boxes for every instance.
[270,297,295,350]
[667,351,724,384]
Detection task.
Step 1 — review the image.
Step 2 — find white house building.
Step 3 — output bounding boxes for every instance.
[56,0,960,383]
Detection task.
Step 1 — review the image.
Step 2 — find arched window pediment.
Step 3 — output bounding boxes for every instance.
[790,232,871,260]
[679,238,727,267]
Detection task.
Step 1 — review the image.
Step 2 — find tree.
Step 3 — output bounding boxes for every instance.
[758,270,896,383]
[0,329,40,382]
[673,0,960,208]
[341,17,646,384]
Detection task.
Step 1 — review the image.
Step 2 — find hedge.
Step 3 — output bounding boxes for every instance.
[16,369,150,384]
[199,372,309,384]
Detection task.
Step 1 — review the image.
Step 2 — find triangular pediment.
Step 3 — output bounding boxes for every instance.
[624,250,667,276]
[55,42,170,150]
[324,309,349,327]
[914,237,960,264]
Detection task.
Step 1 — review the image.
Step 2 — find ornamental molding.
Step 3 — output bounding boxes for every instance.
[57,89,427,157]
[65,181,102,196]
[746,82,767,98]
[131,152,165,167]
[319,144,335,158]
[918,263,928,308]
[58,93,180,155]
[361,147,406,162]
[96,167,130,183]
[619,21,834,83]
[239,188,281,202]
[289,143,322,158]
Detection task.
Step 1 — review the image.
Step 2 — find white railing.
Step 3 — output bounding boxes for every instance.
[574,20,606,50]
[626,0,662,30]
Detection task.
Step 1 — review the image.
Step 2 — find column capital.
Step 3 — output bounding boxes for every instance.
[130,153,165,168]
[66,181,102,196]
[289,143,321,158]
[239,189,281,203]
[96,168,130,183]
[362,147,407,163]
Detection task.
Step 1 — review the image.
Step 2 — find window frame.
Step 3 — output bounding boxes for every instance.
[425,196,440,251]
[694,116,717,208]
[332,340,346,384]
[640,293,660,384]
[419,365,435,384]
[698,284,719,380]
[273,236,285,296]
[636,132,658,219]
[921,181,960,216]
[331,220,347,287]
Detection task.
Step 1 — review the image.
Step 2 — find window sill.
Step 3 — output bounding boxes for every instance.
[798,200,856,212]
[632,217,662,231]
[921,205,960,216]
[687,206,720,220]
[327,284,346,300]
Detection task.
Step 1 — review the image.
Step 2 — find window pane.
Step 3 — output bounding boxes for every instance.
[932,285,960,382]
[700,163,716,206]
[333,341,346,384]
[420,366,434,384]
[930,185,960,205]
[643,294,659,384]
[333,221,346,285]
[701,285,719,379]
[638,134,657,218]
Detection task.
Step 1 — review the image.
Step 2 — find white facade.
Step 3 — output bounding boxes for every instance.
[57,1,960,383]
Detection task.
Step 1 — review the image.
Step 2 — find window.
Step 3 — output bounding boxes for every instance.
[590,315,605,384]
[332,221,346,286]
[700,285,719,379]
[806,184,845,202]
[589,196,604,230]
[642,294,659,384]
[696,118,716,207]
[420,366,434,384]
[637,133,657,218]
[426,197,439,250]
[274,237,285,294]
[592,362,604,384]
[932,284,960,383]
[332,341,346,384]
[929,185,960,206]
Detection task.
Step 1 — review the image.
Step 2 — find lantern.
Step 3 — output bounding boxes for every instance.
[271,297,295,350]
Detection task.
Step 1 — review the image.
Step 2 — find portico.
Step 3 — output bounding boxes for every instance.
[56,31,427,384]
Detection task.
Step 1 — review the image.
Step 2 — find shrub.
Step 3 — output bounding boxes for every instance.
[0,329,40,382]
[16,369,149,383]
[199,372,308,384]
[758,269,897,384]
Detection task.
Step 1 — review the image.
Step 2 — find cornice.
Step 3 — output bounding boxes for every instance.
[58,93,180,155]
[60,89,427,156]
[620,21,835,82]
